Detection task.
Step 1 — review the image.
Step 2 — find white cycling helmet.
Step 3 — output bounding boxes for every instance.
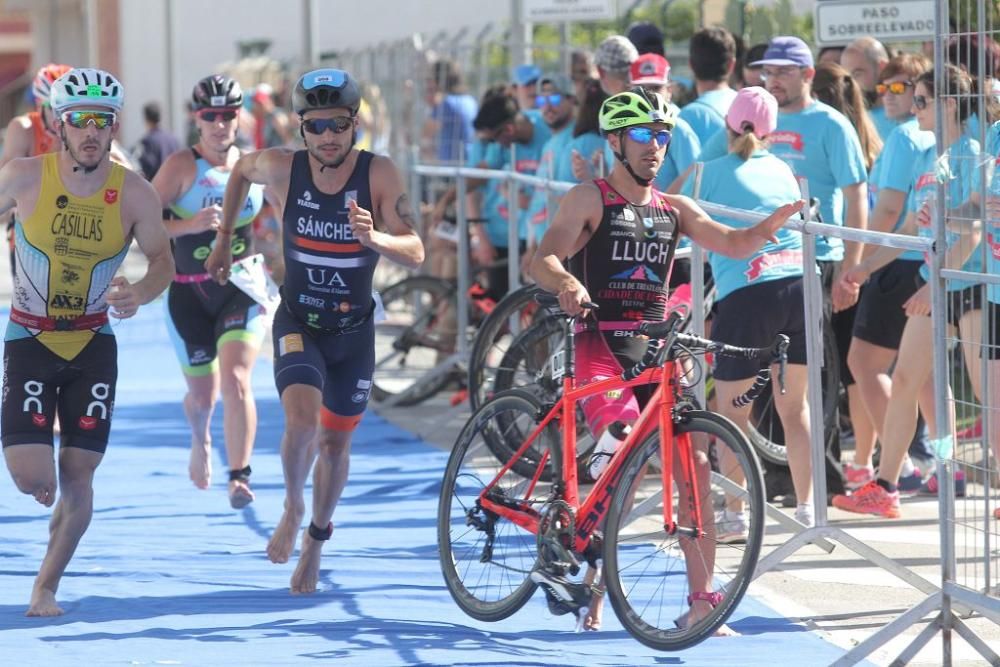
[50,68,124,115]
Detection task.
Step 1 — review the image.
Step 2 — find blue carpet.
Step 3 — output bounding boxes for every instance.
[0,305,861,666]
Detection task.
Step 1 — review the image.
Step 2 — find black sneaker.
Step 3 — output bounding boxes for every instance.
[530,569,592,617]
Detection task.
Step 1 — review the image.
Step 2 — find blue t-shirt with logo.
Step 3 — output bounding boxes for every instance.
[524,124,575,238]
[680,150,806,301]
[768,100,868,262]
[908,134,982,290]
[481,113,552,245]
[678,88,737,145]
[869,119,935,262]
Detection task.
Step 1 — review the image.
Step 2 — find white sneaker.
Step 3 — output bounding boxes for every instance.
[794,503,814,528]
[715,510,749,544]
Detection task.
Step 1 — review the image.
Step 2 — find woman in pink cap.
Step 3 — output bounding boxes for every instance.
[680,86,815,539]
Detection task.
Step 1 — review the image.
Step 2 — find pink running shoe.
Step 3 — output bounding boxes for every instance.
[832,480,901,519]
[843,462,874,490]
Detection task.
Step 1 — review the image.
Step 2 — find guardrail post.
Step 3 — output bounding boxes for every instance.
[507,144,521,293]
[455,173,471,357]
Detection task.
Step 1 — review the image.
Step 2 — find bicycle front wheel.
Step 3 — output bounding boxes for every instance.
[603,410,765,651]
[438,390,559,622]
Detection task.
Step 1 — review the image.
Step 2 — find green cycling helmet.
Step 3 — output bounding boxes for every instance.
[598,89,674,133]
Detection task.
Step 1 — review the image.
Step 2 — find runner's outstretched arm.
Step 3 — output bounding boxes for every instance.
[669,193,804,259]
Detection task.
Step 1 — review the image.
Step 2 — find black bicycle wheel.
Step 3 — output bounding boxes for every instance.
[372,275,457,406]
[438,390,559,621]
[492,318,596,481]
[603,410,765,652]
[746,315,840,466]
[467,284,545,410]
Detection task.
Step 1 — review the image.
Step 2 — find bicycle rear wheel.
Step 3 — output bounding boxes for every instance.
[438,390,559,621]
[603,410,765,651]
[467,284,544,410]
[373,275,457,406]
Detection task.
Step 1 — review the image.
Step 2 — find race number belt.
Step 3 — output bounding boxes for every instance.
[10,307,109,331]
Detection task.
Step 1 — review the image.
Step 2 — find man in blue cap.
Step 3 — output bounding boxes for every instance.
[513,63,542,110]
[752,35,869,524]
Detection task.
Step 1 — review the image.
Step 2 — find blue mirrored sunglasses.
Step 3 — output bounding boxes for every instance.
[535,93,563,108]
[625,127,671,147]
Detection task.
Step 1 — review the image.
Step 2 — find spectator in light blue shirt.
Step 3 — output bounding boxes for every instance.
[678,27,739,144]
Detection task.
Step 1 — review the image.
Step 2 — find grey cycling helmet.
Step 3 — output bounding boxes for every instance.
[292,69,361,116]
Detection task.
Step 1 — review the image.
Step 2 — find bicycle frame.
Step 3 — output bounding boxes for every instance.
[477,335,707,556]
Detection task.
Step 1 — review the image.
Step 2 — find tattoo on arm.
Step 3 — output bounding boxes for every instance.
[394,193,417,230]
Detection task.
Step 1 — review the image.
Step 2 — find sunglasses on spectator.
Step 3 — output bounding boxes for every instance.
[302,116,353,135]
[62,110,117,129]
[913,95,931,110]
[198,109,238,122]
[625,127,671,147]
[876,81,914,96]
[535,93,563,108]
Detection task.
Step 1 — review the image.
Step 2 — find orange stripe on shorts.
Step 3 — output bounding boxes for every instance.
[320,407,362,432]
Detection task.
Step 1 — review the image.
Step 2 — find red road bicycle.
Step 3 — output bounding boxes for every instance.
[438,297,787,650]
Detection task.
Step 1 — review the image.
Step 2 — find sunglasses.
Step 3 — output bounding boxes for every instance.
[302,116,353,135]
[913,95,931,110]
[535,93,563,108]
[876,81,914,96]
[625,127,671,147]
[198,109,238,122]
[62,110,117,129]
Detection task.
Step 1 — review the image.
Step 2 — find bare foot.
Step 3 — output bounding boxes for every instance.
[32,483,55,507]
[228,479,255,509]
[26,587,63,617]
[267,499,304,564]
[290,527,326,594]
[188,438,211,490]
[688,600,739,637]
[582,591,603,631]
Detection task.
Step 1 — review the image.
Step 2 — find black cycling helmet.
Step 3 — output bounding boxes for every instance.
[191,75,243,110]
[292,68,361,116]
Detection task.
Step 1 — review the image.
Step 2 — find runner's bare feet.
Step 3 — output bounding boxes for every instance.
[189,438,211,489]
[267,499,304,564]
[290,528,324,594]
[26,587,63,617]
[582,591,603,630]
[687,600,738,637]
[228,479,255,509]
[32,483,55,507]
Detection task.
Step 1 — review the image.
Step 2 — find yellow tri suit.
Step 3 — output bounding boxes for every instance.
[8,152,130,359]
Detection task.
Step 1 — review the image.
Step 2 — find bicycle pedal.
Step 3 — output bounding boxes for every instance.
[449,388,468,406]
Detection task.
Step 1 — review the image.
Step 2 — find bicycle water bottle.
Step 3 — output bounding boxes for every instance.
[588,421,631,480]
